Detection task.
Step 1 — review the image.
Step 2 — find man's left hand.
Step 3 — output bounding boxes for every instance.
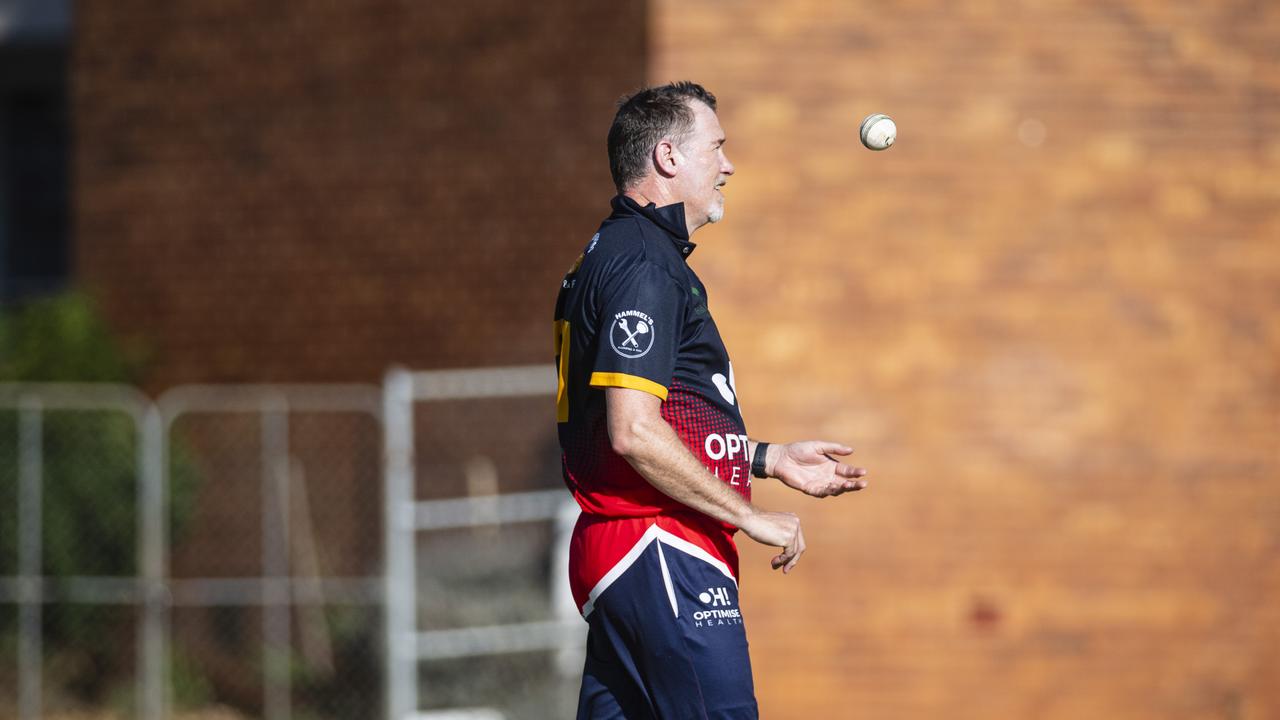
[772,441,868,498]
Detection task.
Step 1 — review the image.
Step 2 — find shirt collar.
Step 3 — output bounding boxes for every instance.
[612,195,697,260]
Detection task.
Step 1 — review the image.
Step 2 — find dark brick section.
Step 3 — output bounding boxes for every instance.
[73,0,646,390]
[71,4,645,713]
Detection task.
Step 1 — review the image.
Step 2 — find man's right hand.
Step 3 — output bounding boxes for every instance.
[739,509,805,574]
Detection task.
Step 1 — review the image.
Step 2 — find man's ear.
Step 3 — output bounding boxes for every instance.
[653,138,679,179]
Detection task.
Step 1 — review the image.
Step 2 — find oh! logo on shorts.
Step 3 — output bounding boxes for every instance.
[610,310,655,359]
[693,587,742,628]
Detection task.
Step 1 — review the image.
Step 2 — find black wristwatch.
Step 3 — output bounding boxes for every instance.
[751,442,771,479]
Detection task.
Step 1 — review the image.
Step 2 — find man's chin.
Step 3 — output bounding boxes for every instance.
[707,206,725,224]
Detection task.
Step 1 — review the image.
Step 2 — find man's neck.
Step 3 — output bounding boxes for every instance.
[623,186,701,236]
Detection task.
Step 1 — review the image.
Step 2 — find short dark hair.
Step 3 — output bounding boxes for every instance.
[608,81,718,192]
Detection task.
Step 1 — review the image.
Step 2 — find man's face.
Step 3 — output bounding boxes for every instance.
[675,101,735,229]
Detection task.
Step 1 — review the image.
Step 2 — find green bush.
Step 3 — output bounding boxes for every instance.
[0,291,148,382]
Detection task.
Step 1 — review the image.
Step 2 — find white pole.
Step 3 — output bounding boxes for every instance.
[139,404,168,720]
[17,397,42,720]
[384,367,417,720]
[262,396,292,720]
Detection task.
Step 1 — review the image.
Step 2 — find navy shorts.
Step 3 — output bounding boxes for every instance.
[576,536,758,719]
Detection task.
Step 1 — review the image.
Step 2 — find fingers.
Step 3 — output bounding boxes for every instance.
[818,441,854,457]
[819,481,865,497]
[826,480,866,496]
[783,526,806,574]
[814,466,868,497]
[770,530,794,570]
[834,463,868,479]
[771,521,805,573]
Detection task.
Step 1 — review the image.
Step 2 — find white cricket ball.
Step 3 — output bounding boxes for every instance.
[859,113,896,151]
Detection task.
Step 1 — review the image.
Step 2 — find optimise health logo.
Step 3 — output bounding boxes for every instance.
[693,586,742,628]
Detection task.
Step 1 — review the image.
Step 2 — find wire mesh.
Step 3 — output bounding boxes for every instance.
[415,523,577,718]
[0,378,575,719]
[39,605,138,717]
[412,396,561,501]
[167,412,259,581]
[408,392,578,718]
[0,603,15,717]
[41,409,139,578]
[1,388,387,720]
[0,405,143,717]
[165,405,383,719]
[1,409,15,578]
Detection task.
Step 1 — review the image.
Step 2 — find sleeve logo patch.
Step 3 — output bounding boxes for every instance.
[610,310,655,359]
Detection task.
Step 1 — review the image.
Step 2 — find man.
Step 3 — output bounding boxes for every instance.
[553,81,869,719]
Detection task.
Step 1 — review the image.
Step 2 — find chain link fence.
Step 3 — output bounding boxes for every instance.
[1,371,578,720]
[160,386,385,720]
[0,386,153,719]
[385,366,580,719]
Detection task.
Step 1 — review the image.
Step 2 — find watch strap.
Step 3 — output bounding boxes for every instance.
[751,442,770,479]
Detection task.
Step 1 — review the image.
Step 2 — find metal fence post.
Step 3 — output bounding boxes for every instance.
[263,395,292,720]
[384,368,416,720]
[17,397,42,720]
[139,404,168,720]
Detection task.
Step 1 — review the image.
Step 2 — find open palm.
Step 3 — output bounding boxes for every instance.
[773,441,868,498]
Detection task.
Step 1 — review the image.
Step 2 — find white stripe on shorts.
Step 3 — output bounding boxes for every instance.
[580,523,737,618]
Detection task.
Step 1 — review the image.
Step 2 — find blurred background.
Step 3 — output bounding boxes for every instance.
[0,0,1277,718]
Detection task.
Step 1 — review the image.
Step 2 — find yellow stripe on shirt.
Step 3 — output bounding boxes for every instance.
[589,372,669,401]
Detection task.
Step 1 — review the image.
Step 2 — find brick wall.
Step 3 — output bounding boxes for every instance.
[653,1,1279,718]
[73,0,645,390]
[71,3,646,712]
[71,0,1280,715]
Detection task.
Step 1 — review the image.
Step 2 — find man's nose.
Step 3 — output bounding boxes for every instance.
[722,156,735,176]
